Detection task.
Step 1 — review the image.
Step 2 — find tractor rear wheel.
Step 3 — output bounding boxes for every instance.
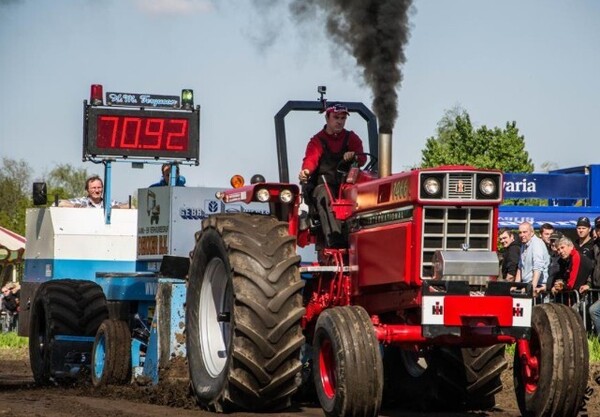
[29,279,108,385]
[312,306,383,417]
[381,345,436,408]
[92,319,132,387]
[186,213,305,412]
[514,303,588,417]
[435,345,507,410]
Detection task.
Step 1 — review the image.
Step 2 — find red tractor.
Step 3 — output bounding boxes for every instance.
[184,96,588,417]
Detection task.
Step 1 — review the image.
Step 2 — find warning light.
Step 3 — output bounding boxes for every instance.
[181,89,194,109]
[230,175,245,188]
[90,84,104,106]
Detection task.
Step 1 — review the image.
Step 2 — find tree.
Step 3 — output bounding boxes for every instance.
[0,158,31,236]
[421,107,534,173]
[45,163,90,200]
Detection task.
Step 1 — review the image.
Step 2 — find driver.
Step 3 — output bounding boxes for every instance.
[298,103,366,247]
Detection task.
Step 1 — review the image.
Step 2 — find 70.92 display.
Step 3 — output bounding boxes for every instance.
[83,106,200,161]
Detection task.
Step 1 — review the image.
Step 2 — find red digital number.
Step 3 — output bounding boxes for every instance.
[166,120,187,150]
[98,116,120,147]
[143,118,164,149]
[121,117,141,148]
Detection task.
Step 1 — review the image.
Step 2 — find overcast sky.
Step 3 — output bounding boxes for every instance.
[1,0,599,201]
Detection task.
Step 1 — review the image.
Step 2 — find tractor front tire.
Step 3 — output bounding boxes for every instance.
[92,319,132,387]
[186,214,305,412]
[514,303,589,417]
[312,306,383,417]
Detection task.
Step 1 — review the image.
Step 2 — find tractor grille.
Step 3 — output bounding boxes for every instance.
[421,206,494,278]
[447,174,474,199]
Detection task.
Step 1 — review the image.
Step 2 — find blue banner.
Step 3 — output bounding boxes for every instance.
[503,173,588,199]
[498,206,600,229]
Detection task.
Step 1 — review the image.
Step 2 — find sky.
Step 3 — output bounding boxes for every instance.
[1,0,599,202]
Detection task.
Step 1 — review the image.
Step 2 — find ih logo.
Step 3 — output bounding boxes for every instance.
[513,303,524,317]
[432,301,443,315]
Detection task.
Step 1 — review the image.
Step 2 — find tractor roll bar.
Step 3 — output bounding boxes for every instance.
[274,100,379,183]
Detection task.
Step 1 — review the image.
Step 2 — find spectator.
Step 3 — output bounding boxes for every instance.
[58,176,127,208]
[547,232,562,286]
[298,103,366,248]
[582,216,600,338]
[550,236,593,297]
[539,223,555,255]
[515,221,550,297]
[1,282,20,332]
[499,228,520,281]
[574,216,595,261]
[150,163,186,188]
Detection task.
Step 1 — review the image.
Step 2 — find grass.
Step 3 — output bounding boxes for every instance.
[0,331,28,349]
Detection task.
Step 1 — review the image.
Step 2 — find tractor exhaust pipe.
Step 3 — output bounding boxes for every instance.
[378,132,392,178]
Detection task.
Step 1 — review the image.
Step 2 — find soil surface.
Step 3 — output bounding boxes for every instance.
[1,346,599,417]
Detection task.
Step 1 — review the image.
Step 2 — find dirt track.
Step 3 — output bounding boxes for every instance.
[1,346,599,417]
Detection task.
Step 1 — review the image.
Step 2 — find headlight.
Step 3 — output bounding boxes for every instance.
[479,178,496,196]
[423,177,441,196]
[279,189,293,203]
[256,188,270,202]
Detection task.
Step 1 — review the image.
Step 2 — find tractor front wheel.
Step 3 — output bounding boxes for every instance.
[312,306,383,417]
[514,303,589,417]
[91,319,132,387]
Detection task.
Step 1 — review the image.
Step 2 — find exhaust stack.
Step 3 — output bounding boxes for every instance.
[379,132,392,178]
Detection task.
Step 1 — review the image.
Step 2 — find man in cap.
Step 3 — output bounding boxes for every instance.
[575,216,595,261]
[298,103,366,247]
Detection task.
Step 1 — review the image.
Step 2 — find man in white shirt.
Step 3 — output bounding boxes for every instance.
[515,221,550,297]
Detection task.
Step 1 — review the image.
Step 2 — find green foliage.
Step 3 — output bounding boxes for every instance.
[0,332,28,348]
[45,163,90,201]
[590,335,600,363]
[421,106,534,173]
[0,158,31,236]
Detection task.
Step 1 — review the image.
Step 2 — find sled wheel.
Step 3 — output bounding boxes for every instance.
[92,319,131,387]
[514,303,589,417]
[186,214,305,412]
[312,306,383,417]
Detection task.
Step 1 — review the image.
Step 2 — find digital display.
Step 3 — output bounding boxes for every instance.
[84,106,199,160]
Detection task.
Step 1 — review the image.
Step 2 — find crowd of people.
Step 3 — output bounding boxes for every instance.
[500,217,600,339]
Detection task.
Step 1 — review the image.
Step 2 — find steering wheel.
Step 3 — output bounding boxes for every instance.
[336,152,378,177]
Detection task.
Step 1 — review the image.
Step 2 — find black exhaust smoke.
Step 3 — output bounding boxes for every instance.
[290,0,413,134]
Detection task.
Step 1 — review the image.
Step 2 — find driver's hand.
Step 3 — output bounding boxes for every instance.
[298,169,310,183]
[343,151,355,162]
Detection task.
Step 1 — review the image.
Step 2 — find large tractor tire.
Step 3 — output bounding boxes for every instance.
[29,279,108,385]
[514,303,589,417]
[435,345,507,410]
[91,319,132,387]
[312,306,383,417]
[186,213,305,412]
